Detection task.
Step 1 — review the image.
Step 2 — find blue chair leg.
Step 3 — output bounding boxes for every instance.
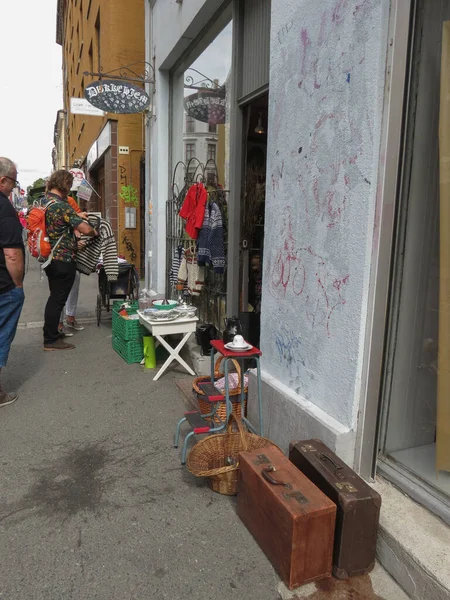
[181,430,195,465]
[174,416,187,449]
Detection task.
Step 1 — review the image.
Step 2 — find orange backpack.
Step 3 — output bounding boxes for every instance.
[27,200,60,262]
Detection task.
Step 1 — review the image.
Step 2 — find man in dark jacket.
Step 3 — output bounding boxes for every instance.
[0,157,25,407]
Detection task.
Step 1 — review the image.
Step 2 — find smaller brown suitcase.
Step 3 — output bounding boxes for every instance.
[289,439,381,579]
[237,446,336,590]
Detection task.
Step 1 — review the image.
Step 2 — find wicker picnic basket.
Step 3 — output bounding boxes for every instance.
[193,356,247,423]
[186,413,281,496]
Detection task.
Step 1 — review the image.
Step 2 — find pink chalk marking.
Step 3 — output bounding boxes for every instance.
[332,0,349,25]
[300,29,311,77]
[270,213,350,336]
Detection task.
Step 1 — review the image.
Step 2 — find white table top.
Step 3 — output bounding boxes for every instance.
[137,310,198,326]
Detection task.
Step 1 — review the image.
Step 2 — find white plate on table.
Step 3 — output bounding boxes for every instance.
[138,310,179,323]
[224,342,253,352]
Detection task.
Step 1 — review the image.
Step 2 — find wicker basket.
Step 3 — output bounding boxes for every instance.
[193,356,247,423]
[186,414,281,496]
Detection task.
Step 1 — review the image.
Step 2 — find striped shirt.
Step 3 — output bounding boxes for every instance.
[76,215,119,281]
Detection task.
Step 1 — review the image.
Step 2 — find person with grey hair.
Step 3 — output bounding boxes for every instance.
[0,157,25,407]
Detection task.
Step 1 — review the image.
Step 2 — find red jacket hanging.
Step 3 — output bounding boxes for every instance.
[179,183,207,240]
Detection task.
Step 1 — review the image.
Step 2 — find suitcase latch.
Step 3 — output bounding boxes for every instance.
[301,444,317,453]
[253,454,271,465]
[336,482,357,493]
[282,491,309,505]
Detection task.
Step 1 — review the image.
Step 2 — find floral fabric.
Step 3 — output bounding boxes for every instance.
[45,194,83,263]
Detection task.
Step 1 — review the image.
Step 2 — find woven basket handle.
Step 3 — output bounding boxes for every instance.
[226,413,249,451]
[214,355,243,393]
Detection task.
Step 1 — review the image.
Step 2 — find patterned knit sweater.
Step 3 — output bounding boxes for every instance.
[177,248,205,296]
[76,215,119,281]
[197,201,225,274]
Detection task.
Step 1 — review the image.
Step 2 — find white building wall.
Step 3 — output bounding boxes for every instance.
[184,118,218,170]
[257,0,390,451]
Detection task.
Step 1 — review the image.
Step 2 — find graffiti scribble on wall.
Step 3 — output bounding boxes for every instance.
[119,185,139,207]
[275,326,303,366]
[122,236,137,263]
[269,207,349,337]
[119,165,128,187]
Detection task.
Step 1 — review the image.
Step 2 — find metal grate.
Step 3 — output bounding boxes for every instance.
[166,159,228,331]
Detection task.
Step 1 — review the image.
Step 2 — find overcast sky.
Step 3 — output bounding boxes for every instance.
[1,1,62,190]
[188,23,232,90]
[0,5,230,192]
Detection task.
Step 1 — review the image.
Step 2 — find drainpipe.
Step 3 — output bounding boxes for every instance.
[144,0,155,290]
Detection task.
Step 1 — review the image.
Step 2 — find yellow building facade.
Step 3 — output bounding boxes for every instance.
[56,0,145,271]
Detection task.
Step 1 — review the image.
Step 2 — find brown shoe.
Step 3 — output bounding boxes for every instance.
[43,339,76,351]
[0,391,18,407]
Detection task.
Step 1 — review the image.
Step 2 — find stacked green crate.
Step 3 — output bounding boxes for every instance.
[112,301,147,364]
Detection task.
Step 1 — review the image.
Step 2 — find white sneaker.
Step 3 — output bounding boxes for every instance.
[58,326,74,337]
[65,319,85,331]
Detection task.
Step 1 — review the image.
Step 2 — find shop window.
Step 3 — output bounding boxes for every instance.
[185,143,196,162]
[186,115,195,133]
[207,144,216,162]
[88,41,93,74]
[169,19,232,330]
[380,0,450,517]
[95,10,101,71]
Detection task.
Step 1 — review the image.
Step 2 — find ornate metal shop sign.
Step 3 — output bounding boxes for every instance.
[184,88,226,125]
[84,79,151,114]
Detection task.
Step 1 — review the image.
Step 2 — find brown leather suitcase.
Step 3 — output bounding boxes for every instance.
[289,439,381,579]
[237,446,336,589]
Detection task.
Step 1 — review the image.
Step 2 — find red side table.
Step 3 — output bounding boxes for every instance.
[174,340,264,464]
[210,340,263,436]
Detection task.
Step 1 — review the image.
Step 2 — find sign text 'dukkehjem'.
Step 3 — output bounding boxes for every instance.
[85,80,151,114]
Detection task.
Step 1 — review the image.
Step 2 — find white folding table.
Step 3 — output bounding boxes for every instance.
[138,311,198,381]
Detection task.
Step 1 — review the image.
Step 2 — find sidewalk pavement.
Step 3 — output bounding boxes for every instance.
[0,261,410,600]
[19,255,99,327]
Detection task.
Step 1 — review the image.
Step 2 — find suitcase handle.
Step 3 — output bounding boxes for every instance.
[319,453,343,473]
[262,466,292,489]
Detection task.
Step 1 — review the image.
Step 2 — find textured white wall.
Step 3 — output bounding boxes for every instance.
[261,0,389,429]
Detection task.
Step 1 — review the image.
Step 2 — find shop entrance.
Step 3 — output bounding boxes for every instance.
[239,93,268,349]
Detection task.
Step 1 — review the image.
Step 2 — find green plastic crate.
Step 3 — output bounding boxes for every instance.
[112,300,139,313]
[112,335,144,364]
[112,305,147,341]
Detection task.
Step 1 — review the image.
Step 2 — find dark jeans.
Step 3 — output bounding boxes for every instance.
[43,260,76,344]
[0,287,25,367]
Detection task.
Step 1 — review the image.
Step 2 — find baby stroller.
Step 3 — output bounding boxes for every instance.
[96,261,140,325]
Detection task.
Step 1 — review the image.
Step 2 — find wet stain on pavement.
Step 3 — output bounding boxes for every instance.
[27,443,111,518]
[0,438,176,526]
[0,443,114,524]
[293,575,386,600]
